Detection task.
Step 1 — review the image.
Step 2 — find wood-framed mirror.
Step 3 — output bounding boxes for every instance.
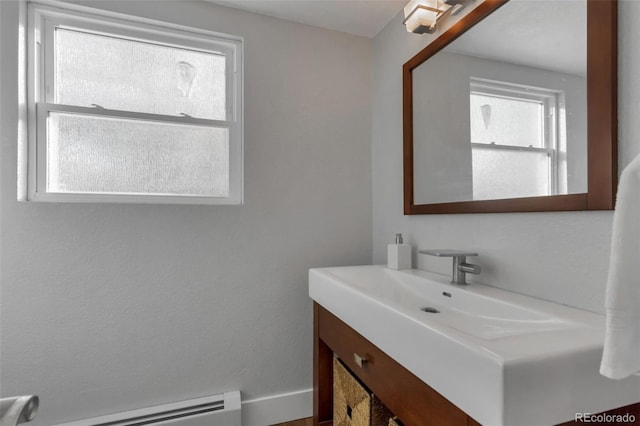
[403,0,617,214]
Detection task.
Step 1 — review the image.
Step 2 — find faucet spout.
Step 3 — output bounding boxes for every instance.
[419,249,481,285]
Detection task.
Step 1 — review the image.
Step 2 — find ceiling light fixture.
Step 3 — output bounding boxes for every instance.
[403,0,471,34]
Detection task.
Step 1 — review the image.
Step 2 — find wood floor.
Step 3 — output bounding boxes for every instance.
[271,417,313,426]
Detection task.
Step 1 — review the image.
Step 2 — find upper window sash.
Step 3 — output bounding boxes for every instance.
[29,2,240,121]
[470,78,560,152]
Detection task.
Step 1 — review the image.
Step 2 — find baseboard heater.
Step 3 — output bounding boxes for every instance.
[53,391,241,426]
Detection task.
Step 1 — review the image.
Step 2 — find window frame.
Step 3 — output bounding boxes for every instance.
[26,2,244,204]
[469,78,563,197]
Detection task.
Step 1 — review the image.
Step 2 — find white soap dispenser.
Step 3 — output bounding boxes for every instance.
[387,233,412,270]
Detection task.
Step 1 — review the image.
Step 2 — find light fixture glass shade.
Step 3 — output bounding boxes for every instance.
[404,0,441,33]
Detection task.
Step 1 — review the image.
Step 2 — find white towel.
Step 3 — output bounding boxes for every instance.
[600,154,640,380]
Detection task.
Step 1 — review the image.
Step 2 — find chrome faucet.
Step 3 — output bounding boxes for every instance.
[419,249,481,285]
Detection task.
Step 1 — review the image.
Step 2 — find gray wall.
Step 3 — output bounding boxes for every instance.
[0,1,372,424]
[372,0,640,314]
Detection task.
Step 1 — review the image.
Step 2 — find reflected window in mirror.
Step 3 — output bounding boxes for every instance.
[469,78,566,200]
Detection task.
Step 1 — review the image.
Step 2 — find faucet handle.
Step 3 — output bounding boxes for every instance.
[419,249,478,258]
[458,262,481,275]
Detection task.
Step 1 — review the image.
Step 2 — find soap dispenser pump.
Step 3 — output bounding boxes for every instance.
[387,233,412,270]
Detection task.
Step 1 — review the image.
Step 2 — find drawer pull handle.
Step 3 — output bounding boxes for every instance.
[354,353,368,368]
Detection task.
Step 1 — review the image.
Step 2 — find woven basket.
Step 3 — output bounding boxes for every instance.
[388,417,403,426]
[333,358,393,426]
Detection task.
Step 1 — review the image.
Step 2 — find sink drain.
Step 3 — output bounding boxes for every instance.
[420,306,440,314]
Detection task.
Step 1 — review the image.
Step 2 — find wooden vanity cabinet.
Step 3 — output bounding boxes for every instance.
[313,302,640,426]
[313,303,472,426]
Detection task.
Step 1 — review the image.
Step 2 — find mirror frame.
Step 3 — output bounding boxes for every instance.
[403,0,617,214]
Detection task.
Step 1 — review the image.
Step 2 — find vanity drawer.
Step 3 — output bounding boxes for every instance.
[317,306,468,426]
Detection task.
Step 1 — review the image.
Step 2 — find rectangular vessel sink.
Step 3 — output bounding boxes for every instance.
[309,265,640,425]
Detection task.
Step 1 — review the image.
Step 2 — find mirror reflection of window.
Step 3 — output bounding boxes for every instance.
[469,78,566,200]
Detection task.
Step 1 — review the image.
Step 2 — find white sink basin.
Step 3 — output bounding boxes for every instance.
[309,265,640,426]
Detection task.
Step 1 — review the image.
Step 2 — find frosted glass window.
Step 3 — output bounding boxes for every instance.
[47,113,229,196]
[468,79,562,199]
[26,3,243,204]
[470,93,543,148]
[55,28,227,120]
[472,148,550,200]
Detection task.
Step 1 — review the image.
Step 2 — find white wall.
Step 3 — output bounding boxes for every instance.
[0,1,372,425]
[372,0,640,314]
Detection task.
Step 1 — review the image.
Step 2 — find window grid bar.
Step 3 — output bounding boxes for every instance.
[470,143,553,155]
[38,103,232,129]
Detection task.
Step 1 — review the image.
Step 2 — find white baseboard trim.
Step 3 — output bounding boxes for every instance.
[242,388,313,426]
